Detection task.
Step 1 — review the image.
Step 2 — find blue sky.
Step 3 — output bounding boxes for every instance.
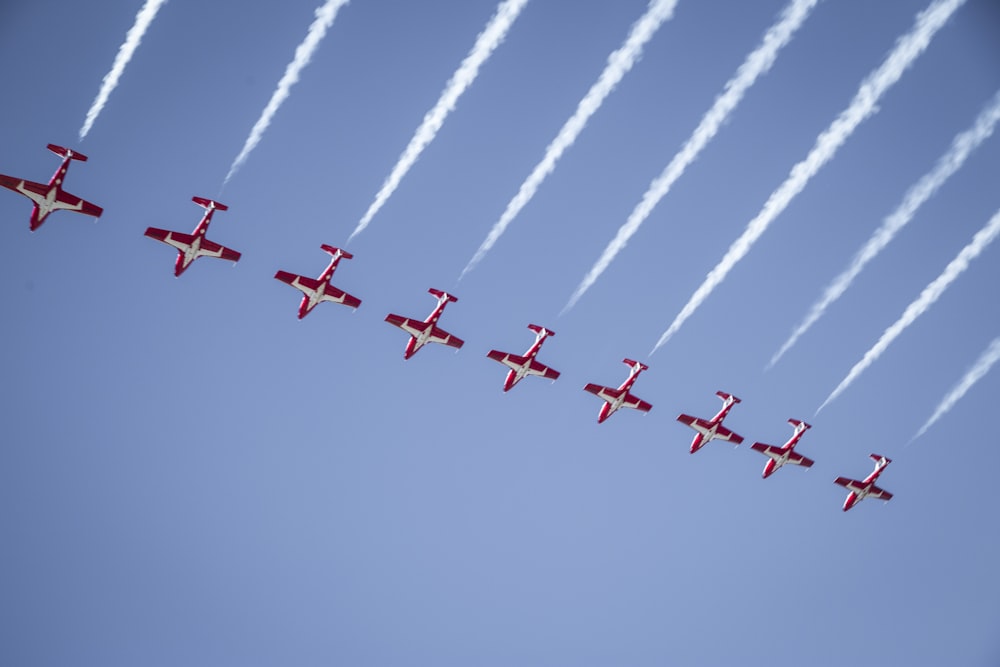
[1,1,999,665]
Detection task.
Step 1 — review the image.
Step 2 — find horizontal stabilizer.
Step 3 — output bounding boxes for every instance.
[47,144,87,161]
[321,244,352,259]
[716,391,741,403]
[192,196,228,211]
[622,358,648,371]
[528,323,554,337]
[428,288,457,302]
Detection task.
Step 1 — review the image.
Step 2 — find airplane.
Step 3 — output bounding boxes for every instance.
[385,288,464,359]
[274,245,361,318]
[486,324,560,392]
[0,143,103,230]
[144,197,241,277]
[583,358,652,423]
[750,419,814,478]
[835,454,893,512]
[676,391,744,454]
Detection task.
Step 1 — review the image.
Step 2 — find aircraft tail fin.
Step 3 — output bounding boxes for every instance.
[528,323,554,337]
[192,196,228,211]
[429,288,458,303]
[716,391,741,404]
[622,358,649,371]
[321,244,353,260]
[47,144,87,161]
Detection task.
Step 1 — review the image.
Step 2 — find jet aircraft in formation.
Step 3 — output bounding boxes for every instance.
[486,324,560,392]
[385,288,464,359]
[677,391,744,453]
[750,419,814,478]
[3,144,900,513]
[144,197,241,276]
[834,454,893,512]
[0,144,103,230]
[584,358,652,423]
[275,244,361,318]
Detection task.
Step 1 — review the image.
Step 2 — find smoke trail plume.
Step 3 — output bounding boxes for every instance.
[650,0,965,354]
[770,89,1000,368]
[461,0,680,279]
[563,0,818,313]
[818,208,1000,414]
[80,0,167,140]
[348,0,529,242]
[225,0,348,184]
[912,337,1000,441]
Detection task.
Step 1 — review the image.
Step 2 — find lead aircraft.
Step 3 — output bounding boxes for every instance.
[144,197,241,277]
[583,358,652,423]
[834,454,893,512]
[385,288,464,359]
[274,245,361,318]
[750,419,814,478]
[676,391,744,453]
[0,144,103,230]
[486,324,560,392]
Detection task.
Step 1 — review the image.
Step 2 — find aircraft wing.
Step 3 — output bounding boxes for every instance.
[677,414,712,435]
[868,485,893,501]
[275,270,317,293]
[712,424,743,445]
[623,392,652,413]
[323,284,361,309]
[145,227,195,252]
[429,325,463,349]
[386,314,430,339]
[834,477,867,495]
[584,383,621,404]
[487,350,527,370]
[528,359,560,380]
[198,238,242,263]
[0,175,46,201]
[751,443,784,461]
[786,451,814,468]
[55,189,103,217]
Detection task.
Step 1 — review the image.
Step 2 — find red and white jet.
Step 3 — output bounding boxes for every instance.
[144,197,241,277]
[486,324,560,392]
[835,454,893,512]
[750,419,814,478]
[385,288,464,359]
[274,245,361,319]
[677,391,744,454]
[583,358,652,423]
[0,144,103,230]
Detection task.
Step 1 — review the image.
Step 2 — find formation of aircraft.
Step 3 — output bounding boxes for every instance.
[2,142,901,513]
[750,419,814,478]
[385,288,464,359]
[144,197,241,276]
[486,324,560,392]
[275,244,361,319]
[0,144,103,230]
[584,358,652,423]
[677,391,744,453]
[834,454,893,512]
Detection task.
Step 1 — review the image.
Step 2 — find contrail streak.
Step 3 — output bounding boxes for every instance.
[817,207,1000,414]
[461,0,680,279]
[650,0,964,355]
[912,337,1000,441]
[563,0,818,314]
[770,89,1000,368]
[348,0,529,243]
[224,0,348,185]
[80,0,167,140]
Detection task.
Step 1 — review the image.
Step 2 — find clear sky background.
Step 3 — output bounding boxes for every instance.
[1,1,999,665]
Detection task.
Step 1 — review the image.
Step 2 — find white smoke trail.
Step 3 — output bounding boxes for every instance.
[460,0,680,279]
[650,0,965,354]
[563,0,818,314]
[80,0,168,140]
[770,89,1000,368]
[912,337,1000,441]
[348,0,529,242]
[817,208,1000,414]
[224,0,349,184]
